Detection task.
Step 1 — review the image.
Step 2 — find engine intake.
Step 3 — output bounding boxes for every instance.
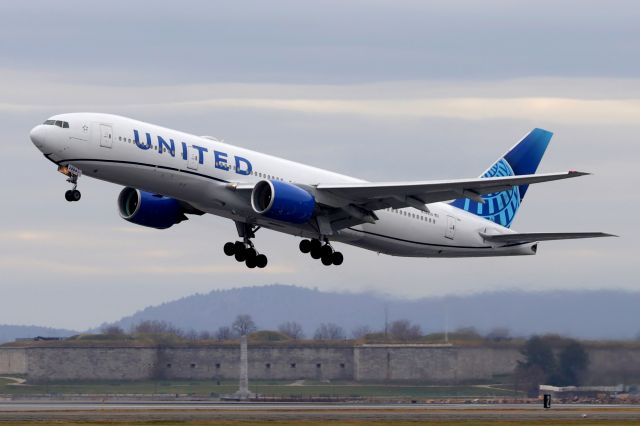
[118,187,186,229]
[251,180,315,224]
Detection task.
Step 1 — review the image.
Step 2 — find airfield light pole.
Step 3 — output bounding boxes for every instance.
[444,304,449,344]
[235,334,253,400]
[384,303,389,339]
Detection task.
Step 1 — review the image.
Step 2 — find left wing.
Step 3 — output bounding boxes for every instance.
[314,171,587,213]
[228,171,589,231]
[480,232,617,244]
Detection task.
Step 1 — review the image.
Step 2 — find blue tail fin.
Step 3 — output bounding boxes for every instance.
[450,128,553,228]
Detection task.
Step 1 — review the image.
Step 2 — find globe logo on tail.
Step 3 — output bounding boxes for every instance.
[451,158,521,228]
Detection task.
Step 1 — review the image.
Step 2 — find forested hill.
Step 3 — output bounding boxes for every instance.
[103,285,640,340]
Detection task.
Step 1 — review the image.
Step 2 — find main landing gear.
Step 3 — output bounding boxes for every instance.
[299,238,343,266]
[223,241,268,269]
[223,222,268,269]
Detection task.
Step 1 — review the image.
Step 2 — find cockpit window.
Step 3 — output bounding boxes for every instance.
[43,120,69,128]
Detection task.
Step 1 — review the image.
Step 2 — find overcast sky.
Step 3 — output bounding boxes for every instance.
[0,0,637,330]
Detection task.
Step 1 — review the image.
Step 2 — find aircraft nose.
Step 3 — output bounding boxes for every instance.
[30,125,47,149]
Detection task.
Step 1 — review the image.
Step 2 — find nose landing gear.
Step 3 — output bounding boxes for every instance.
[59,164,82,202]
[299,238,343,266]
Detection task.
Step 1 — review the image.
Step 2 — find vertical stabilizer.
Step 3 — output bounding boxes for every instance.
[450,128,553,228]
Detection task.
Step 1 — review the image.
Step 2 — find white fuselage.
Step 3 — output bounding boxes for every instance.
[30,113,536,258]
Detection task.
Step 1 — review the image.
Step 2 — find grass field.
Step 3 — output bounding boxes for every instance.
[0,377,520,398]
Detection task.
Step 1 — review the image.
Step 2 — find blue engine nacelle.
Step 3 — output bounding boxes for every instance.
[251,180,315,224]
[117,187,186,229]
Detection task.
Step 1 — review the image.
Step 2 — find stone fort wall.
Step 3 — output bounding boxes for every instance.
[2,344,639,384]
[0,347,27,375]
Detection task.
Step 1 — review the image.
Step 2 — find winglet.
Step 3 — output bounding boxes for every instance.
[568,170,590,177]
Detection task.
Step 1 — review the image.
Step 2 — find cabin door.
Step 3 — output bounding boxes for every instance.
[445,216,456,240]
[187,147,199,170]
[99,124,113,148]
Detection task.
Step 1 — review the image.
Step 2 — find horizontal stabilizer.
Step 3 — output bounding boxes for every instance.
[480,232,617,244]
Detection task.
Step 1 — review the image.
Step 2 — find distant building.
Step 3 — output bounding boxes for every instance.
[539,384,627,399]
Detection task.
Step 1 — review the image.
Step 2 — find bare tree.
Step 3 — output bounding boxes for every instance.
[232,314,257,336]
[184,329,199,341]
[198,330,213,340]
[215,326,234,341]
[351,325,373,339]
[278,321,305,340]
[314,323,346,340]
[389,319,422,341]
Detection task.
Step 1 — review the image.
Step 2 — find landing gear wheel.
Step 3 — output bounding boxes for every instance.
[245,257,257,268]
[310,247,322,259]
[65,189,81,202]
[234,241,245,253]
[320,244,334,265]
[245,247,257,260]
[299,239,311,253]
[223,242,236,256]
[256,254,268,268]
[234,248,247,262]
[310,239,322,252]
[321,244,333,258]
[332,251,344,266]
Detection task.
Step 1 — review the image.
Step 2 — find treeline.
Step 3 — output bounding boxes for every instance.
[97,315,517,344]
[515,335,590,395]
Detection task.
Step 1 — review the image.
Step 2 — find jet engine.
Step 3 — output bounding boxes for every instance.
[251,180,315,224]
[117,187,187,229]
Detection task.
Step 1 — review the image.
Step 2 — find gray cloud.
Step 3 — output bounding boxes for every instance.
[2,1,639,84]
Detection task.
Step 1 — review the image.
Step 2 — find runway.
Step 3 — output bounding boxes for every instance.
[1,401,640,422]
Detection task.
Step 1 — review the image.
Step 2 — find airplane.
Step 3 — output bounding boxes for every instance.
[29,113,613,269]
